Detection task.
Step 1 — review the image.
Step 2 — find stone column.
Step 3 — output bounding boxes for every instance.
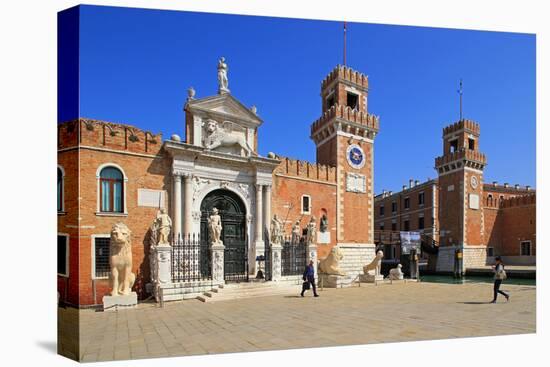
[211,244,225,284]
[151,244,172,302]
[263,185,272,240]
[253,184,264,275]
[307,242,318,282]
[173,174,182,240]
[271,243,282,281]
[183,174,193,237]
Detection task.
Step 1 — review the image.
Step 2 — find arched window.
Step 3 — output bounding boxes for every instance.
[57,167,63,212]
[487,194,493,206]
[100,167,124,212]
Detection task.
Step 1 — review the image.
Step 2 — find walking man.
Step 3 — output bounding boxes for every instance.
[491,256,510,303]
[301,260,319,297]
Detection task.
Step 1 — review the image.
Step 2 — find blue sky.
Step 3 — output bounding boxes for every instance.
[74,5,536,193]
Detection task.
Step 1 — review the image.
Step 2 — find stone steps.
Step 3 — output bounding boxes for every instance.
[197,282,300,303]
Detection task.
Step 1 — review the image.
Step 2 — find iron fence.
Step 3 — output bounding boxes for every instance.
[281,235,307,276]
[171,233,212,282]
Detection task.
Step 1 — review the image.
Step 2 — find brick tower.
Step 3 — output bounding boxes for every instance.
[434,119,487,272]
[310,65,379,278]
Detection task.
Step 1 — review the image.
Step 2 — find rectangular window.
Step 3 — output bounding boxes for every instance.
[487,247,494,257]
[404,197,410,210]
[392,246,397,259]
[379,223,385,231]
[379,205,385,216]
[347,92,359,110]
[520,241,531,256]
[94,237,111,278]
[301,195,311,214]
[418,192,425,206]
[391,202,397,213]
[468,138,475,150]
[404,220,410,231]
[326,95,335,109]
[57,235,68,276]
[391,222,397,231]
[449,139,459,153]
[418,217,425,230]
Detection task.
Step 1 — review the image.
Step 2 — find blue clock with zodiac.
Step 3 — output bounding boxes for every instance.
[346,144,365,169]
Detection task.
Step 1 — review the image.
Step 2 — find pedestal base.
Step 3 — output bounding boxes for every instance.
[102,292,137,312]
[318,273,352,288]
[317,232,330,244]
[359,274,384,283]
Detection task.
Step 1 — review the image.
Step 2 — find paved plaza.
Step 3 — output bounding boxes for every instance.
[58,282,536,362]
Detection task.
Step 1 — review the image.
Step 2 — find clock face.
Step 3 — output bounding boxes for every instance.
[470,175,478,189]
[346,144,365,169]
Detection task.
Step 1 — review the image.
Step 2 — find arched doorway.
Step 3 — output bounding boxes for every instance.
[200,189,248,282]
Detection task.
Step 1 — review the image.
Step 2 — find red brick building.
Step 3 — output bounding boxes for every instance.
[374,119,536,272]
[58,64,380,307]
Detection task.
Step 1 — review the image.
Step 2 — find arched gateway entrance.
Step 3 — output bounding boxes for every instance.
[200,189,248,282]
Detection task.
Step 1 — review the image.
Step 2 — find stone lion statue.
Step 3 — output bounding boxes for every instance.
[363,250,384,276]
[109,222,136,296]
[318,246,346,276]
[388,264,404,280]
[203,119,256,156]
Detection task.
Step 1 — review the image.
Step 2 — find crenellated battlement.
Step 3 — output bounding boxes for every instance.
[321,65,369,90]
[273,156,337,183]
[435,148,487,167]
[500,193,536,208]
[58,118,163,155]
[310,104,379,135]
[443,119,480,136]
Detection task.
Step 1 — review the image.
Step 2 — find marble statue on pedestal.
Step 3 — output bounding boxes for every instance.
[306,216,317,245]
[292,220,301,243]
[148,209,172,246]
[109,222,136,296]
[363,250,384,277]
[217,57,229,94]
[270,214,283,245]
[388,264,404,280]
[318,246,346,276]
[208,207,223,246]
[320,214,328,233]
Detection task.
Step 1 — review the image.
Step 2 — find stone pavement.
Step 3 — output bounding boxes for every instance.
[58,282,536,362]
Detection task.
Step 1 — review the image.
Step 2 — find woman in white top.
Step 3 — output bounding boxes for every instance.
[491,256,510,303]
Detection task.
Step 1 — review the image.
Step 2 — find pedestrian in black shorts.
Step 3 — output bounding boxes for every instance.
[491,256,510,303]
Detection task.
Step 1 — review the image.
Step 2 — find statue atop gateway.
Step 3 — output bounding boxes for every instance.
[217,57,230,94]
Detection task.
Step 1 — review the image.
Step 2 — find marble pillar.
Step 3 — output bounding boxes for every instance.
[253,184,264,275]
[183,174,193,236]
[263,185,272,240]
[151,244,172,302]
[173,174,182,240]
[211,244,225,284]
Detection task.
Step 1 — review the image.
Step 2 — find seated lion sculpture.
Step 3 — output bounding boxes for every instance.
[363,250,384,276]
[388,264,404,280]
[318,246,346,276]
[110,222,136,296]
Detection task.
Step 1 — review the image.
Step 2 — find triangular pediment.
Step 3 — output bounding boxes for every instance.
[186,93,263,127]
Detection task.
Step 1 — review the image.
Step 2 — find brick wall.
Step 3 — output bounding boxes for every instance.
[272,157,337,259]
[58,119,169,306]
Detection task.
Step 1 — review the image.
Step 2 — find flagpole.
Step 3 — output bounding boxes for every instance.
[343,21,347,66]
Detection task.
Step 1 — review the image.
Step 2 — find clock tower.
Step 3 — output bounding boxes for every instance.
[310,65,379,255]
[435,119,487,272]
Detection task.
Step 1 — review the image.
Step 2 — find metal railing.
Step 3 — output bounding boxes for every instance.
[171,234,212,283]
[281,236,307,276]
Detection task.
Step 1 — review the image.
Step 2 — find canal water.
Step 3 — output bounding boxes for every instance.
[419,274,536,286]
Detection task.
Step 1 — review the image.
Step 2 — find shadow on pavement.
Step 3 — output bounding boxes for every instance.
[36,340,57,354]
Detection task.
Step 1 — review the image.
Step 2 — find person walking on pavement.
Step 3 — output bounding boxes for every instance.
[491,256,510,303]
[301,260,319,297]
